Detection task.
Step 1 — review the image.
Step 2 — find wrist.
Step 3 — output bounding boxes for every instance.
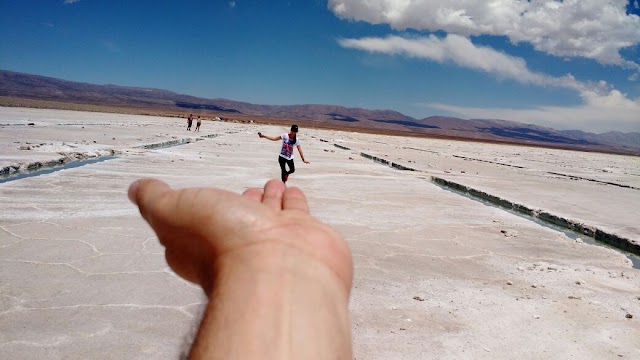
[211,242,350,301]
[193,243,352,359]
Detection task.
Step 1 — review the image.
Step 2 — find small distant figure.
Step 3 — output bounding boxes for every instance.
[259,124,310,183]
[187,114,193,131]
[195,116,202,132]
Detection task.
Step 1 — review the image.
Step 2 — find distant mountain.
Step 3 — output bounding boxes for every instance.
[355,115,640,151]
[1,69,638,155]
[0,70,410,123]
[0,70,245,114]
[418,117,600,146]
[559,130,640,150]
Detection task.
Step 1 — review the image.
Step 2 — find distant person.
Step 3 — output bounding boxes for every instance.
[187,114,193,131]
[195,116,202,132]
[127,178,353,359]
[259,125,310,183]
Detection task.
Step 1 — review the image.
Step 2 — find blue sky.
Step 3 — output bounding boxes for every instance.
[1,0,639,133]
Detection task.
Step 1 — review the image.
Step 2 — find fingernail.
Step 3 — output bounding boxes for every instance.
[128,180,140,203]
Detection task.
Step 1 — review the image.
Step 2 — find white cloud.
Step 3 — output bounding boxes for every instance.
[339,34,588,92]
[426,90,640,133]
[229,1,236,8]
[339,33,640,132]
[329,0,640,68]
[64,0,80,4]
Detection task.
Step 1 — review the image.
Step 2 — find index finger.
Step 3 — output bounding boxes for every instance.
[282,186,309,213]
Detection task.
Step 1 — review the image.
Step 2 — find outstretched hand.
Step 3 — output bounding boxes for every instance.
[128,178,353,359]
[128,178,351,295]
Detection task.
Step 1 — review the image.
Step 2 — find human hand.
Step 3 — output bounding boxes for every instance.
[128,178,352,295]
[304,160,311,164]
[258,132,263,138]
[129,178,353,359]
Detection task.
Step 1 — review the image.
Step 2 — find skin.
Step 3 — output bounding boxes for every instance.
[128,178,353,359]
[259,131,310,164]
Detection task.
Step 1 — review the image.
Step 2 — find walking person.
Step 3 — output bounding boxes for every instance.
[258,125,310,183]
[195,116,202,132]
[187,114,193,131]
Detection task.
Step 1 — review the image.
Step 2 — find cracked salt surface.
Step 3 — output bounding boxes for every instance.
[2,108,639,359]
[1,134,217,184]
[0,156,116,184]
[354,144,640,264]
[433,181,640,269]
[136,138,199,150]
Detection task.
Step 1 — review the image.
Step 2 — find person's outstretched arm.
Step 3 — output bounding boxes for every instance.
[128,179,353,360]
[296,145,310,164]
[258,132,282,141]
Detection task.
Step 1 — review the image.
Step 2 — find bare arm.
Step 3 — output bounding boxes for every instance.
[297,145,310,164]
[258,132,282,141]
[192,240,351,359]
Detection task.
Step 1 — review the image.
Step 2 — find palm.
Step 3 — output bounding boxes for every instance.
[130,179,352,294]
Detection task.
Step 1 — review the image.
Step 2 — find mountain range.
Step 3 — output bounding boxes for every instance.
[1,69,638,155]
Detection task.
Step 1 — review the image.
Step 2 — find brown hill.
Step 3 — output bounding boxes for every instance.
[1,69,638,155]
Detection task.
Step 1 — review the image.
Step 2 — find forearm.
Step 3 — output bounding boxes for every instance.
[297,148,307,162]
[190,245,352,360]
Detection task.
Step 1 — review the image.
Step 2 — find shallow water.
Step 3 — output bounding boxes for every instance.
[0,156,116,184]
[433,182,640,270]
[138,138,200,150]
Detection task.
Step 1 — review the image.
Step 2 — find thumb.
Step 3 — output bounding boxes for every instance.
[128,178,173,224]
[128,179,214,250]
[129,178,215,232]
[128,178,272,246]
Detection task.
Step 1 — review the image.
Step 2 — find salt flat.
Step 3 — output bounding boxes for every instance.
[1,108,638,359]
[343,134,640,243]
